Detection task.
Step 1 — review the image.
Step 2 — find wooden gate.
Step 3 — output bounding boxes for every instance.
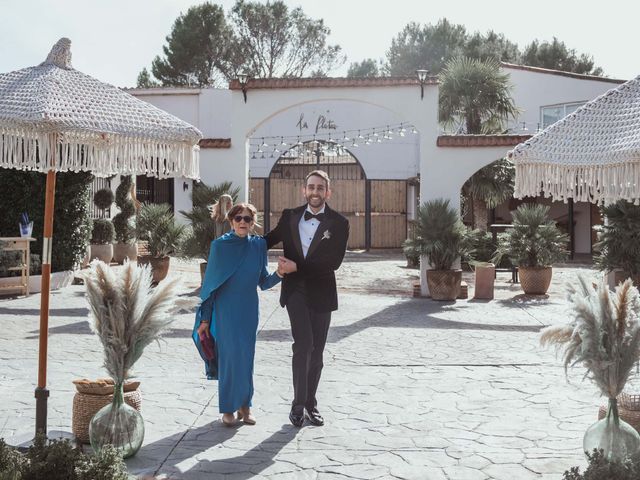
[371,180,407,248]
[249,142,407,249]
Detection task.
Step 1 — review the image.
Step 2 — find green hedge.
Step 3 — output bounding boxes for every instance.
[0,170,93,272]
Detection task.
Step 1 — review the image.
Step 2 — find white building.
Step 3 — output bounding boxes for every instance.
[127,64,625,259]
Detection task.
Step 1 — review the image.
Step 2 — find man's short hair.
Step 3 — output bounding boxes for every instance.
[305,169,330,189]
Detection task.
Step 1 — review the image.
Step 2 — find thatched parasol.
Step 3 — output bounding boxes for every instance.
[510,75,640,205]
[0,38,202,436]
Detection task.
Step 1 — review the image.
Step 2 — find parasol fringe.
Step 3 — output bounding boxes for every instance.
[0,127,199,179]
[514,162,640,205]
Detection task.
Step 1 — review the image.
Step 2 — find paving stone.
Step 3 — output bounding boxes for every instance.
[0,255,604,479]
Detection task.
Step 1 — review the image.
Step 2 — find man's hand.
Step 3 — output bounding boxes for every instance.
[197,321,211,339]
[278,256,297,274]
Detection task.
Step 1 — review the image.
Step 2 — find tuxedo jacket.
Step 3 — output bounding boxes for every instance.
[264,204,349,312]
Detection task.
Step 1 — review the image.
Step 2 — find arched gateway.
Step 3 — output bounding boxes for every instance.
[246,98,421,249]
[249,140,408,249]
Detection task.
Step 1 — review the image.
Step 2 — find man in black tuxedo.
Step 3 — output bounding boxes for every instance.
[265,170,349,427]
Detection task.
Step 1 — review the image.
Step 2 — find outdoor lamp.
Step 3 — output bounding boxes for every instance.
[416,69,429,100]
[237,72,249,103]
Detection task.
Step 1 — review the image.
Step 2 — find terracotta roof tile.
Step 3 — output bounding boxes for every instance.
[229,76,438,90]
[501,63,626,84]
[437,135,532,147]
[199,138,231,148]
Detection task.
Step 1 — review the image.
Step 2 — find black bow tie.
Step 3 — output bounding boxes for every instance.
[304,211,325,222]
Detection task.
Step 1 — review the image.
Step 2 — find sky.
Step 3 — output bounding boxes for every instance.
[0,0,637,87]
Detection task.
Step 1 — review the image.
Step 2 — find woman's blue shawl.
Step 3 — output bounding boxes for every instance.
[192,232,250,379]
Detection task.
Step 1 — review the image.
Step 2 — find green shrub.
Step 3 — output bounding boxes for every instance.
[74,445,129,480]
[137,203,185,257]
[0,438,25,479]
[563,449,640,480]
[0,170,93,272]
[593,200,640,276]
[91,219,115,245]
[112,176,135,244]
[461,228,494,264]
[93,188,114,211]
[0,435,129,480]
[493,203,568,267]
[22,434,81,480]
[402,237,421,269]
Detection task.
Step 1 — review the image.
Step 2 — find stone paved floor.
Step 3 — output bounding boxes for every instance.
[0,252,610,479]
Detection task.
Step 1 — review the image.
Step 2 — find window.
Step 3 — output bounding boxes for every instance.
[541,102,586,129]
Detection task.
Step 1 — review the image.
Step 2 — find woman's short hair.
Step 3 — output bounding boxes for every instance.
[227,203,261,228]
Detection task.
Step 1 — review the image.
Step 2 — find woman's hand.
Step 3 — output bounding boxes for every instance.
[197,321,211,339]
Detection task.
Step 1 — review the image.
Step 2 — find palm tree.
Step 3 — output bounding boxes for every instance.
[463,158,514,230]
[439,57,518,229]
[439,56,519,134]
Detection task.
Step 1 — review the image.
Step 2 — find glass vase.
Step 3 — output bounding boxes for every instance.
[583,397,640,461]
[89,382,144,458]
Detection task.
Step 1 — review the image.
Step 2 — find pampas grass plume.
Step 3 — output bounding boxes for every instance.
[85,260,177,384]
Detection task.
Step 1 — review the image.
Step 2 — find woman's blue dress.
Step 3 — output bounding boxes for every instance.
[193,232,280,413]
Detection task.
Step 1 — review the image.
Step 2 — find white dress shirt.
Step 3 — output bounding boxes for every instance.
[298,205,325,258]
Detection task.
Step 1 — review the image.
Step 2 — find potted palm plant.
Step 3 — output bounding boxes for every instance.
[593,200,640,286]
[415,198,467,301]
[112,176,137,264]
[136,203,185,283]
[494,203,568,295]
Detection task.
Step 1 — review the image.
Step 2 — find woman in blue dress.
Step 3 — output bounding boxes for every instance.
[193,203,293,426]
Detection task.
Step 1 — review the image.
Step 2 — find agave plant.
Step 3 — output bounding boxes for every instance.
[493,203,569,267]
[85,260,177,383]
[413,199,467,270]
[594,200,640,278]
[541,276,640,399]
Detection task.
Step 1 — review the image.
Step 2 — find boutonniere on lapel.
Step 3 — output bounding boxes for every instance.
[321,230,331,241]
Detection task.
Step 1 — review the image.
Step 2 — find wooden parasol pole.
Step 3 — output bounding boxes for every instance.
[35,134,56,435]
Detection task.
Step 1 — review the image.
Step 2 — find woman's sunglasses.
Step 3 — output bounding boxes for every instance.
[233,215,253,223]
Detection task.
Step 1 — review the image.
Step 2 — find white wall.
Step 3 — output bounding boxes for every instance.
[216,84,440,202]
[504,67,623,134]
[248,100,419,180]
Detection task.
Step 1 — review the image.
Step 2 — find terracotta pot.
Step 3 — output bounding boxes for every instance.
[90,244,113,264]
[426,269,462,301]
[474,263,495,300]
[613,270,640,287]
[137,255,170,283]
[519,266,553,295]
[200,262,207,284]
[113,243,138,264]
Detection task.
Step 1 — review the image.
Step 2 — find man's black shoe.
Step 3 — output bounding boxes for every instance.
[289,407,304,427]
[305,407,324,426]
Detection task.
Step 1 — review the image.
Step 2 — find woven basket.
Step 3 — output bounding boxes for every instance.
[72,383,142,444]
[620,392,640,411]
[598,405,640,433]
[519,266,552,295]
